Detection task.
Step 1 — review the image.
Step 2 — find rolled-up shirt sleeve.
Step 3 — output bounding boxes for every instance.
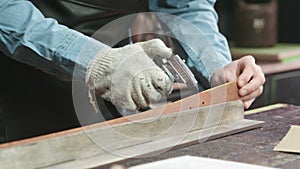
[149,0,232,85]
[0,0,108,80]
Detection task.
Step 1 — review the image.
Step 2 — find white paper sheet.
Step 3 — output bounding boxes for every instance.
[129,156,278,169]
[274,125,300,153]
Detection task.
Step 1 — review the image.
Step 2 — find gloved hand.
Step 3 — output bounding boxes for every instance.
[86,39,173,111]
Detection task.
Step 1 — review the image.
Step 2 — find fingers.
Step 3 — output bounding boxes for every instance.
[239,75,264,98]
[240,86,263,109]
[131,77,148,109]
[151,70,173,96]
[243,98,256,109]
[238,63,265,97]
[235,56,265,109]
[131,69,172,110]
[131,73,162,109]
[140,39,173,59]
[237,55,265,88]
[142,77,162,102]
[239,81,262,109]
[240,85,264,101]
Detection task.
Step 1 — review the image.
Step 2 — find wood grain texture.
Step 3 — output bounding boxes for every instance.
[231,43,300,62]
[257,60,300,75]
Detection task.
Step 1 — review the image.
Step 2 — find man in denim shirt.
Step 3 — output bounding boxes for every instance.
[0,0,265,112]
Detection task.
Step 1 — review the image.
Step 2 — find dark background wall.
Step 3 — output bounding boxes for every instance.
[216,0,300,43]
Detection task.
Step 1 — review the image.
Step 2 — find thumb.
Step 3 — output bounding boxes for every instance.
[139,39,173,59]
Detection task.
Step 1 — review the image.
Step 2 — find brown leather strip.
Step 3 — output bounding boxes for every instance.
[0,81,239,148]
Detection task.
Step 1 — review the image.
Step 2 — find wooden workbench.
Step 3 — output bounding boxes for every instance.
[0,103,299,168]
[258,60,300,75]
[118,105,300,169]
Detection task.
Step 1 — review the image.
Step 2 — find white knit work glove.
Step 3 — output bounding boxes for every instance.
[86,39,173,111]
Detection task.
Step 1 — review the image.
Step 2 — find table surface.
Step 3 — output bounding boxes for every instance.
[258,60,300,75]
[121,105,300,169]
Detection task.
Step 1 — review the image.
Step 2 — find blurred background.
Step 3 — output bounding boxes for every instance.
[216,0,300,44]
[1,0,300,143]
[216,0,300,109]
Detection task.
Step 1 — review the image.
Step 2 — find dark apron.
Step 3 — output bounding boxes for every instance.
[0,0,149,143]
[31,0,149,36]
[1,0,209,143]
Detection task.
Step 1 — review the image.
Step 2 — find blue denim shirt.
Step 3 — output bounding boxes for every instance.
[0,0,231,84]
[149,0,231,86]
[0,0,108,80]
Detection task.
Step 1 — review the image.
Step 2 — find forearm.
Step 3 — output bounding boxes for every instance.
[0,0,108,80]
[149,0,232,84]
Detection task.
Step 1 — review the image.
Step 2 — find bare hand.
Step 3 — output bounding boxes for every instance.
[210,55,265,109]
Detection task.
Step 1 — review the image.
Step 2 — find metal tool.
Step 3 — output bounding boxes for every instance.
[153,54,198,89]
[127,29,198,89]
